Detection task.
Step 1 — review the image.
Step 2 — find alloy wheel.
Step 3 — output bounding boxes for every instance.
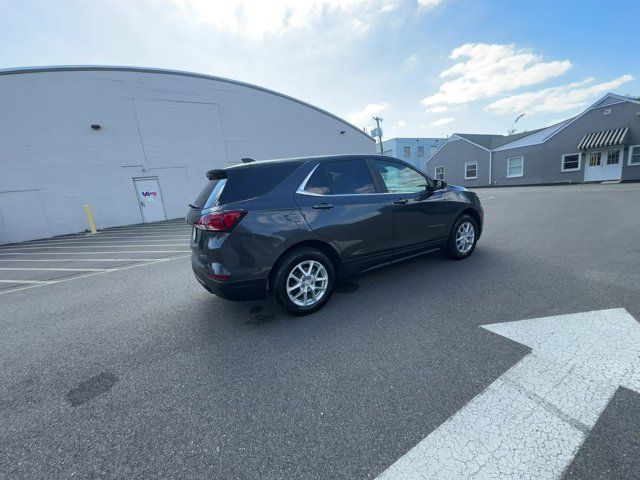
[286,260,329,307]
[455,221,475,254]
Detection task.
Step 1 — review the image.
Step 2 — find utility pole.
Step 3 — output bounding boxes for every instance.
[372,116,384,154]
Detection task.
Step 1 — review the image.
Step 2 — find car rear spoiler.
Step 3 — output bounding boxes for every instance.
[206,169,228,180]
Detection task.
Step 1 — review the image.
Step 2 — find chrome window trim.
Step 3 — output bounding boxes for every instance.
[295,163,380,197]
[296,163,441,197]
[296,164,321,194]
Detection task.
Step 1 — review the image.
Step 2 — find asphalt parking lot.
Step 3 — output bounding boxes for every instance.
[1,183,639,479]
[0,219,190,294]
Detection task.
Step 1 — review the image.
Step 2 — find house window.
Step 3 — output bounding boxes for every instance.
[430,146,438,156]
[629,145,640,165]
[417,146,424,157]
[607,149,620,165]
[507,156,524,178]
[464,161,478,180]
[403,146,411,157]
[434,166,445,180]
[561,153,581,172]
[383,150,393,156]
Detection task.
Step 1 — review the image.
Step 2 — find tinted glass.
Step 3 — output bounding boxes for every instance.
[322,159,376,194]
[220,162,302,204]
[372,160,430,193]
[304,166,330,195]
[193,178,226,209]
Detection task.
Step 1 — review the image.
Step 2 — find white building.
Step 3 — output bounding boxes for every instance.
[0,66,375,244]
[381,137,447,172]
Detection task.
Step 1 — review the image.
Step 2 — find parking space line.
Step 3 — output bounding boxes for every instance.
[0,258,170,262]
[0,254,190,295]
[0,279,56,284]
[105,222,185,228]
[0,240,189,249]
[94,230,189,236]
[0,267,108,271]
[0,244,189,251]
[0,250,189,256]
[22,232,189,240]
[94,227,188,233]
[8,235,189,246]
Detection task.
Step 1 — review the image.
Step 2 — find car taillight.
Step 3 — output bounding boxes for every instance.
[194,210,246,232]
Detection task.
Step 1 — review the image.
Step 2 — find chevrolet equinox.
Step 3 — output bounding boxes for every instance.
[187,155,483,315]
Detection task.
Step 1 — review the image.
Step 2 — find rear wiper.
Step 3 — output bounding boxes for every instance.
[188,203,200,209]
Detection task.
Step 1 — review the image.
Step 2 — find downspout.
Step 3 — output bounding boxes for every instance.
[489,150,493,186]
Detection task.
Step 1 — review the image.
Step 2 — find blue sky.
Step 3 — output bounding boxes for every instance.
[1,0,638,139]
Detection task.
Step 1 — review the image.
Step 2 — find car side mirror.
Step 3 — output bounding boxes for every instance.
[434,180,447,190]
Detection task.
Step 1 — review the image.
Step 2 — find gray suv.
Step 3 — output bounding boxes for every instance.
[187,155,483,315]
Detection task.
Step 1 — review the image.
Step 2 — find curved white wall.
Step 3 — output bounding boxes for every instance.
[0,67,375,243]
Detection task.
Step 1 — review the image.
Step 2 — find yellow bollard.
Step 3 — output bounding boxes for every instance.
[84,204,98,234]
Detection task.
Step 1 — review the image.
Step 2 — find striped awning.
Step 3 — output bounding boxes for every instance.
[578,127,629,151]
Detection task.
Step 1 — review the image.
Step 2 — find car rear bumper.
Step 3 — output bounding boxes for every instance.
[191,259,267,301]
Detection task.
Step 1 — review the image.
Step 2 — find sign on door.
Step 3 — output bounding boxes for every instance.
[133,177,167,223]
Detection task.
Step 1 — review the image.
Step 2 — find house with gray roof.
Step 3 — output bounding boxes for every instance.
[426,93,640,187]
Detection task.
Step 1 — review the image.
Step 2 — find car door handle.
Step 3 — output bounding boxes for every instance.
[393,198,409,205]
[312,203,334,210]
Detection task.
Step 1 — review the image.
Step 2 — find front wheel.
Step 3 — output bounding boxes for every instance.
[445,214,478,259]
[272,247,335,316]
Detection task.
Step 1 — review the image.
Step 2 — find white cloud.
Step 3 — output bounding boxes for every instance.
[430,117,455,126]
[426,105,448,113]
[396,120,407,127]
[421,43,571,106]
[486,74,635,114]
[171,0,398,39]
[380,0,400,12]
[347,102,388,127]
[417,0,445,10]
[403,54,418,71]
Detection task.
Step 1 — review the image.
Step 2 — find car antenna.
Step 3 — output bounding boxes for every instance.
[241,157,255,163]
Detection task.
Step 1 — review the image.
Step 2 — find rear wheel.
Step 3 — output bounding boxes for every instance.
[272,247,335,315]
[446,214,478,259]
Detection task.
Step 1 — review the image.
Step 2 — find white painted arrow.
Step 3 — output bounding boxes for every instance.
[377,308,640,480]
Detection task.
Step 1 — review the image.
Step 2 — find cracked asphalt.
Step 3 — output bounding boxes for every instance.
[1,183,639,479]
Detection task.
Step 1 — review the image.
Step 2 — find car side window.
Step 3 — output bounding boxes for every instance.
[321,159,376,195]
[372,159,431,194]
[304,166,330,195]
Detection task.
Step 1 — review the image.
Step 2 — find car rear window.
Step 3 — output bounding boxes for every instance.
[193,178,227,209]
[193,162,303,208]
[218,162,303,204]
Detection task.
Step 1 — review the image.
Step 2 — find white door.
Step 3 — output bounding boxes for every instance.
[602,148,623,180]
[584,149,623,182]
[133,177,167,223]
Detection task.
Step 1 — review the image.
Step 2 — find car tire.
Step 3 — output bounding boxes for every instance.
[272,247,336,316]
[445,214,479,260]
